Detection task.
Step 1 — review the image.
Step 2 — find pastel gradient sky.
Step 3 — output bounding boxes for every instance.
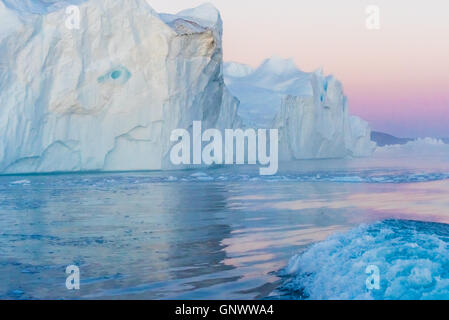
[150,0,449,138]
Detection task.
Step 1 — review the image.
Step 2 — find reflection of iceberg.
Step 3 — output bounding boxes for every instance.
[280,220,449,300]
[0,173,234,299]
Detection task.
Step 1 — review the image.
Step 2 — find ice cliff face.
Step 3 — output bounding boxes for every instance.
[0,0,373,174]
[0,0,240,173]
[224,58,375,160]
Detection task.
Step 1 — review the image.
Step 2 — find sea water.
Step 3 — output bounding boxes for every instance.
[1,147,449,299]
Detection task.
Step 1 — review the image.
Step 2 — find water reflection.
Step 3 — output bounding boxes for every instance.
[0,176,235,299]
[1,171,449,299]
[272,181,449,223]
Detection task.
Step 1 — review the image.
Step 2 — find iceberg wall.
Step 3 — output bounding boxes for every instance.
[1,0,374,175]
[0,0,240,173]
[224,58,375,160]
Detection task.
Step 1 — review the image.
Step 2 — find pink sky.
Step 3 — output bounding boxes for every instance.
[150,0,449,138]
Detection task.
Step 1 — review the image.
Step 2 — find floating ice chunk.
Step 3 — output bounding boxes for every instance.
[190,172,208,177]
[190,172,213,181]
[10,179,31,185]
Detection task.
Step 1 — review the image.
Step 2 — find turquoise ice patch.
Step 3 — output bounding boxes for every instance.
[98,66,131,84]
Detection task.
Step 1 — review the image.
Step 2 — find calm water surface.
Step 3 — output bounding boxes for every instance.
[1,155,449,299]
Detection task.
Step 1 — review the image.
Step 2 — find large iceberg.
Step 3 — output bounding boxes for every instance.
[224,58,375,160]
[0,0,240,173]
[0,0,374,174]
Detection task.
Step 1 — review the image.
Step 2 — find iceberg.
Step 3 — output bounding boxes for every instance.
[0,0,240,173]
[224,57,375,160]
[374,137,449,159]
[0,0,373,174]
[223,62,254,79]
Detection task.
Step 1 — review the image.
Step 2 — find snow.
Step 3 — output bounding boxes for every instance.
[0,0,240,174]
[281,220,449,300]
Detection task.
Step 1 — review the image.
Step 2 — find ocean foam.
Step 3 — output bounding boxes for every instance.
[278,220,449,300]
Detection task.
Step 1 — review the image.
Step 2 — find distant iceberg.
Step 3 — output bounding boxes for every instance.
[374,137,449,159]
[223,62,254,79]
[224,58,375,160]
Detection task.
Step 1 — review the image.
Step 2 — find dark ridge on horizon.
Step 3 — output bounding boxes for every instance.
[371,131,449,147]
[371,131,414,147]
